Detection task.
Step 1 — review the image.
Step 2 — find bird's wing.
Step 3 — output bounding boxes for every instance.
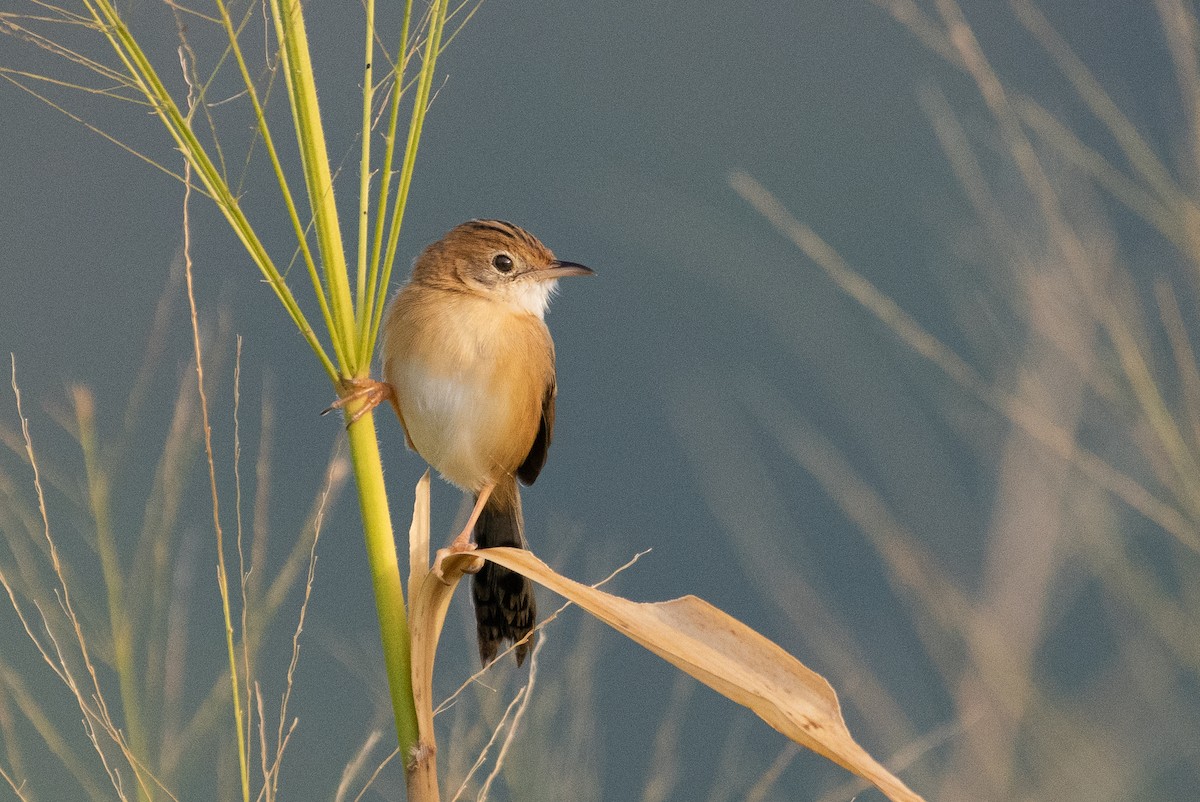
[517,378,556,486]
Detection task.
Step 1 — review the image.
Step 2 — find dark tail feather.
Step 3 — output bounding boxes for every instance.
[472,480,536,666]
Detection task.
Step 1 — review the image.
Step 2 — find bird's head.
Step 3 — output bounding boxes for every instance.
[412,219,594,318]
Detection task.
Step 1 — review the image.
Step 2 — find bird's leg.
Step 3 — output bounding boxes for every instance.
[449,482,495,552]
[324,377,401,426]
[432,483,495,583]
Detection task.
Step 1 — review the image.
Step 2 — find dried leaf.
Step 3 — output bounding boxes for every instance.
[407,478,923,802]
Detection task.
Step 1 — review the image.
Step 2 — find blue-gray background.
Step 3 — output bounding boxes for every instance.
[2,1,1195,800]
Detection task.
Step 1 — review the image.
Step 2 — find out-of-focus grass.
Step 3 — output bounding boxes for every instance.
[663,1,1200,799]
[1,2,885,797]
[0,261,350,799]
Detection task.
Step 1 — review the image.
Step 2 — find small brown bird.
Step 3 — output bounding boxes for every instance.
[352,220,593,666]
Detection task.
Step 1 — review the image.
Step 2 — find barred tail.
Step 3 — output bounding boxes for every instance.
[471,478,536,666]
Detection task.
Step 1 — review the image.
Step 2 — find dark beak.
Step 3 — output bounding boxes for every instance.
[536,260,595,280]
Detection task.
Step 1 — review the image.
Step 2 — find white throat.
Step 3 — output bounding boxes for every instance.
[507,279,556,319]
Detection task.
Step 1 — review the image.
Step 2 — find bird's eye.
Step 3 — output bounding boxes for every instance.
[492,253,514,273]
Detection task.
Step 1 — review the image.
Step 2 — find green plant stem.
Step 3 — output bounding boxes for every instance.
[367,0,449,356]
[81,0,338,382]
[344,409,421,766]
[361,0,415,358]
[268,0,357,374]
[211,0,340,368]
[354,0,377,334]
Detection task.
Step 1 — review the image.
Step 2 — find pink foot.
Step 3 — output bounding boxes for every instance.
[324,378,397,426]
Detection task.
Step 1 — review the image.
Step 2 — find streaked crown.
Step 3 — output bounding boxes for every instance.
[410,219,593,318]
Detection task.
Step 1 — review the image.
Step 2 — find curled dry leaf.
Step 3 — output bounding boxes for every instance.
[406,477,924,802]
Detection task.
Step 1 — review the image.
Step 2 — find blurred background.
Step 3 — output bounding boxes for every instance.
[3,0,1199,799]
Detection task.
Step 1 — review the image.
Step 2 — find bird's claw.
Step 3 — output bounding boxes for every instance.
[433,541,484,585]
[323,377,395,427]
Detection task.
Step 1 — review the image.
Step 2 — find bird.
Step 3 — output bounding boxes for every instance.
[338,219,593,666]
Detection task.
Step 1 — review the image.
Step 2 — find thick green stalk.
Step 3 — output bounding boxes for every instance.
[344,409,420,762]
[269,0,357,374]
[74,0,447,794]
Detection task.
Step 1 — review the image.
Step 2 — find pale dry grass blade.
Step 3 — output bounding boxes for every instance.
[427,544,925,802]
[1155,0,1200,182]
[1154,280,1200,452]
[406,464,922,799]
[743,744,798,802]
[334,729,383,802]
[352,746,401,802]
[1010,0,1181,208]
[729,171,1200,553]
[475,635,544,802]
[407,469,432,618]
[0,645,108,799]
[637,676,693,802]
[448,686,528,802]
[7,358,172,799]
[180,126,250,799]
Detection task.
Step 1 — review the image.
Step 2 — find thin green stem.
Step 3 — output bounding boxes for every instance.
[81,0,338,381]
[368,0,449,357]
[361,0,416,359]
[211,0,343,372]
[355,0,378,340]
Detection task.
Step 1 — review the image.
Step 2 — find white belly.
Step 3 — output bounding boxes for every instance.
[399,368,487,486]
[381,285,553,491]
[394,361,523,491]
